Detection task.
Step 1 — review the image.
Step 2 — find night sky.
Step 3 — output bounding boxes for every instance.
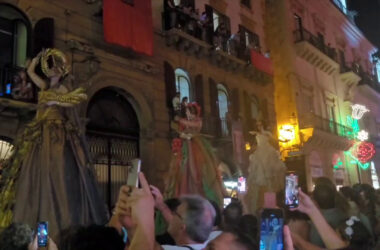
[348,0,380,48]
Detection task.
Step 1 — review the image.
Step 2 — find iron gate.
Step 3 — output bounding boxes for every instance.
[87,131,139,210]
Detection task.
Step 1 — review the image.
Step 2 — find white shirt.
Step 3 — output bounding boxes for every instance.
[162,243,207,250]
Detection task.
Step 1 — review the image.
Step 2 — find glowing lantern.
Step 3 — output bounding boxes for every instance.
[279,124,295,142]
[245,143,251,151]
[351,104,369,120]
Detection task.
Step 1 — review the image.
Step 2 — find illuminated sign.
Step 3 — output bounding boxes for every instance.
[351,104,369,120]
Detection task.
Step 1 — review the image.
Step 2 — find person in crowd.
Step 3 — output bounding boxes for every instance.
[12,69,33,101]
[238,214,258,239]
[162,195,216,249]
[155,198,180,245]
[205,228,258,250]
[56,225,124,250]
[309,181,348,247]
[222,201,243,232]
[340,186,373,236]
[114,173,217,250]
[0,223,34,250]
[337,216,373,250]
[206,200,223,242]
[290,188,348,250]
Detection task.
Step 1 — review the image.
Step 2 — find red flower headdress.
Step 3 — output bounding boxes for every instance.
[187,102,201,118]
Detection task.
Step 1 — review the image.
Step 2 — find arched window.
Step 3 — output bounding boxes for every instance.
[175,68,191,101]
[217,84,229,136]
[0,4,30,68]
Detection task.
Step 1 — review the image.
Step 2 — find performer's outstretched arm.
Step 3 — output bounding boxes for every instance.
[27,53,48,90]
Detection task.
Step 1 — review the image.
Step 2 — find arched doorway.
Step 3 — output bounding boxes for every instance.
[86,87,139,210]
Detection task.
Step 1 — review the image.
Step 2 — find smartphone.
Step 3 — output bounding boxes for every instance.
[237,176,246,193]
[223,197,232,208]
[259,209,284,250]
[37,221,48,247]
[127,159,141,187]
[285,171,299,208]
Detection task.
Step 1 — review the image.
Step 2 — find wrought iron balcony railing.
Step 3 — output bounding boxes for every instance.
[293,28,337,62]
[300,113,353,140]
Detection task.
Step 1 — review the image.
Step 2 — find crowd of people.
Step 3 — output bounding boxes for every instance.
[164,0,256,63]
[1,173,380,250]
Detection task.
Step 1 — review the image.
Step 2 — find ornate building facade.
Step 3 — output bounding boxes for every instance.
[0,0,274,209]
[265,0,380,190]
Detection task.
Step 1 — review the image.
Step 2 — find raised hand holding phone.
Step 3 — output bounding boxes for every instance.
[127,159,141,188]
[37,222,48,247]
[285,172,299,209]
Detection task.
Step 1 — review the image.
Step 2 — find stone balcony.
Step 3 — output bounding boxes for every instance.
[299,113,353,151]
[340,63,361,86]
[165,28,272,84]
[293,29,339,75]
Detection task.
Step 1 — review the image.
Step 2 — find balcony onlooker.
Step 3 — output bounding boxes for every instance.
[200,12,213,44]
[11,69,34,102]
[214,22,229,51]
[166,0,178,29]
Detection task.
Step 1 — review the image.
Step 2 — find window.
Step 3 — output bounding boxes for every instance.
[376,62,380,83]
[241,0,251,8]
[175,68,191,101]
[217,84,229,136]
[0,4,30,98]
[240,26,260,52]
[0,6,29,68]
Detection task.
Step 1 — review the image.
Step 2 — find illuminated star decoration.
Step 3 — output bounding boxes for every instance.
[351,104,369,120]
[357,130,369,141]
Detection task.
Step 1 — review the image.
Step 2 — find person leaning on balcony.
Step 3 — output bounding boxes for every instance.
[11,69,34,101]
[166,0,177,29]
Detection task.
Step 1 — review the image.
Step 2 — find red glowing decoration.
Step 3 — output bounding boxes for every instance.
[355,142,376,163]
[171,138,182,154]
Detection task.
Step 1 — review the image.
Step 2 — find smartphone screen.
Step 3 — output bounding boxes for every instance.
[127,159,141,187]
[285,172,299,208]
[223,198,232,208]
[237,176,246,193]
[37,222,48,247]
[260,209,284,250]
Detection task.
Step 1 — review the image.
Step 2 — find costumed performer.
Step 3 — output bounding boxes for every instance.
[0,49,107,237]
[246,120,286,213]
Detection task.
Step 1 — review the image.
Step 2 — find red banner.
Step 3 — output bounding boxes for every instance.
[250,49,273,75]
[103,0,153,56]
